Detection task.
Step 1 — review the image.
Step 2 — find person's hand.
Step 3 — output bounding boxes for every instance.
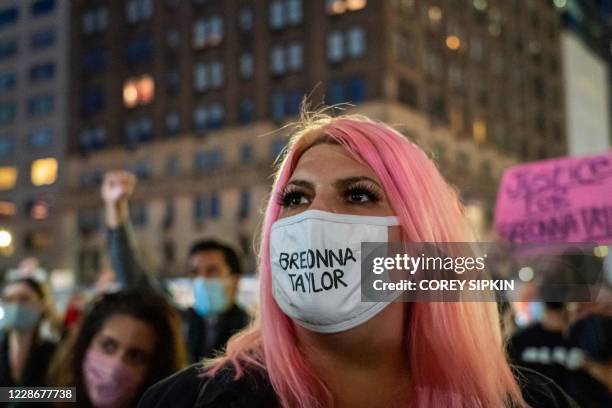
[102,171,136,227]
[101,171,136,207]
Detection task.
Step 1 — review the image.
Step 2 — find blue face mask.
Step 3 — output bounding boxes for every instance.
[2,303,41,331]
[193,278,228,317]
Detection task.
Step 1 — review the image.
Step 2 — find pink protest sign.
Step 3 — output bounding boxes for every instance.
[494,151,612,244]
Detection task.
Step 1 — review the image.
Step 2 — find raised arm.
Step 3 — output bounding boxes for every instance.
[102,171,158,292]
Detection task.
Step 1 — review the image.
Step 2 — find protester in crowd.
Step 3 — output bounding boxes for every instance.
[101,171,250,362]
[508,302,582,396]
[566,301,612,407]
[138,112,576,407]
[48,290,186,407]
[0,277,56,389]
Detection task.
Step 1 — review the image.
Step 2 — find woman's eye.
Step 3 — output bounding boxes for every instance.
[346,187,380,204]
[100,338,117,355]
[281,192,309,208]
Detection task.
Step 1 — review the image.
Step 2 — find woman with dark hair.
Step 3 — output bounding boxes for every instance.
[49,290,187,407]
[0,277,56,388]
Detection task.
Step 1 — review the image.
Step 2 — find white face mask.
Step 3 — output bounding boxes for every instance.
[270,210,399,333]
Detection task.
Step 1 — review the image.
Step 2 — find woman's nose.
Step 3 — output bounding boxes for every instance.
[308,190,341,213]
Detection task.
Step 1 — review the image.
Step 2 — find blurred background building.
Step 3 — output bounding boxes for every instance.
[0,0,69,270]
[0,0,609,282]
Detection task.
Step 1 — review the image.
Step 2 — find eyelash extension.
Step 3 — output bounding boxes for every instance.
[276,185,304,207]
[345,181,382,203]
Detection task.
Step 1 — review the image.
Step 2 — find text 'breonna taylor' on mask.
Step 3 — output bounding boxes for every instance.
[278,248,357,293]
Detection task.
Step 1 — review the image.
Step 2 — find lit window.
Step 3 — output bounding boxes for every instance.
[270,45,286,75]
[446,35,461,50]
[269,1,284,29]
[269,0,302,29]
[126,0,153,24]
[286,0,302,25]
[0,201,15,217]
[473,120,487,143]
[326,0,366,15]
[0,167,17,190]
[428,6,442,24]
[123,75,154,108]
[31,158,58,186]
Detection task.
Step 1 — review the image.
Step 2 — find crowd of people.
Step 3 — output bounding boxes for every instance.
[0,113,610,407]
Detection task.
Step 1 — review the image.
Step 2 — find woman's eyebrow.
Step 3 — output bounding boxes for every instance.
[284,179,314,189]
[334,176,382,189]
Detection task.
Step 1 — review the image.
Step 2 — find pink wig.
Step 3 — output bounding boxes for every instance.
[207,114,524,407]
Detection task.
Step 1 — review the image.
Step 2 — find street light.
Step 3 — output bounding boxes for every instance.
[0,229,12,248]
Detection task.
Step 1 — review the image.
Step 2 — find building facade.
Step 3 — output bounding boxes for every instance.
[0,0,69,271]
[65,0,567,281]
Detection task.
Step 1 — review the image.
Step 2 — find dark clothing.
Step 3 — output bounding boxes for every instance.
[0,331,56,387]
[138,363,576,408]
[566,314,612,408]
[508,323,579,393]
[107,223,250,362]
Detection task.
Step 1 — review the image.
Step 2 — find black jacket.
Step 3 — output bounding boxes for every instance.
[0,331,56,387]
[107,223,250,362]
[138,363,578,408]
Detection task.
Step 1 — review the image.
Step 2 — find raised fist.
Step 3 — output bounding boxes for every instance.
[101,170,136,206]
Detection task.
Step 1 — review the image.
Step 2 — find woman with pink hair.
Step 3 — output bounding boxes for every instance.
[138,113,576,407]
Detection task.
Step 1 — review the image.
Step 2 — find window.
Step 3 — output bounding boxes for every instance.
[0,201,16,218]
[193,194,222,221]
[22,100,49,126]
[269,0,302,29]
[165,69,180,94]
[193,61,224,92]
[0,102,17,124]
[239,190,251,220]
[271,92,285,121]
[194,150,224,173]
[31,0,55,17]
[240,144,254,163]
[270,90,302,120]
[329,76,366,104]
[193,16,224,49]
[82,8,108,34]
[126,0,153,23]
[0,167,17,190]
[0,6,18,30]
[239,8,254,31]
[30,28,56,49]
[239,53,254,79]
[126,35,153,64]
[239,98,255,124]
[165,112,180,136]
[166,28,180,49]
[130,204,148,227]
[193,196,206,222]
[79,127,107,153]
[0,137,16,156]
[327,28,366,62]
[125,118,153,148]
[162,199,175,230]
[81,87,105,117]
[29,62,56,83]
[210,193,221,219]
[0,72,16,92]
[326,0,367,15]
[127,162,153,181]
[0,38,17,61]
[82,47,108,75]
[31,158,57,186]
[165,155,179,177]
[28,128,54,148]
[123,75,154,108]
[193,104,225,131]
[473,120,487,143]
[270,42,303,75]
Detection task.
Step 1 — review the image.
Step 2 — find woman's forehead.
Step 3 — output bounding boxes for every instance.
[291,143,378,182]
